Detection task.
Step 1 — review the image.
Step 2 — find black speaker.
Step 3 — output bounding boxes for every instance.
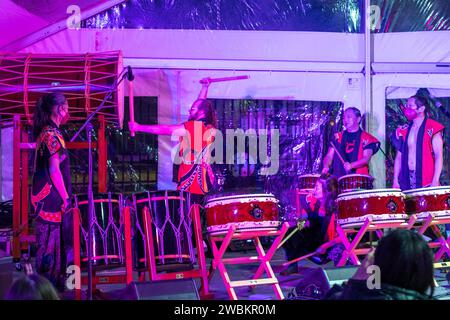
[288,266,358,300]
[0,257,15,300]
[123,279,200,300]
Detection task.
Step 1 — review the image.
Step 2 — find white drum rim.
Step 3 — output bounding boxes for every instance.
[337,213,408,227]
[299,174,321,177]
[205,194,278,208]
[337,188,403,200]
[206,221,280,234]
[338,174,374,181]
[403,186,450,197]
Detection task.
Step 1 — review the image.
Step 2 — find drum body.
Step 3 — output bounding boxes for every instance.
[205,193,280,235]
[132,190,194,269]
[298,174,320,190]
[404,186,450,220]
[74,193,124,267]
[338,174,374,194]
[337,189,407,228]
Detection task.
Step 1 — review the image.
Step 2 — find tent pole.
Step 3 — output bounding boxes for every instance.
[365,0,373,132]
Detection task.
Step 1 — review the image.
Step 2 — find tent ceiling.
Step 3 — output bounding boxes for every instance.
[0,0,125,51]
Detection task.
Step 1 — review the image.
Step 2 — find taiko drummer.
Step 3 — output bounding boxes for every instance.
[322,107,380,179]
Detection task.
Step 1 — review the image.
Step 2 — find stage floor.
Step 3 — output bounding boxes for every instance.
[1,249,449,300]
[68,249,450,300]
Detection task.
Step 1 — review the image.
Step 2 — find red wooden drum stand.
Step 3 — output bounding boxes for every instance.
[72,194,133,300]
[334,189,417,266]
[141,203,210,298]
[205,193,288,300]
[208,222,289,300]
[334,215,417,266]
[404,186,450,261]
[205,194,280,235]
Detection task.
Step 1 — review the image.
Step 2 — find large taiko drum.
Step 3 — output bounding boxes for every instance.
[131,190,195,269]
[403,186,450,221]
[205,194,280,235]
[73,193,124,267]
[298,174,320,191]
[337,189,407,228]
[338,174,374,194]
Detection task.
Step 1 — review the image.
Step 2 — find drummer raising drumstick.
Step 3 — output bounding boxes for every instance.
[322,107,380,179]
[129,75,249,255]
[128,77,217,203]
[128,75,249,200]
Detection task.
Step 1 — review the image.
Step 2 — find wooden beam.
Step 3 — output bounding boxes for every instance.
[20,129,29,251]
[12,115,21,260]
[98,115,107,193]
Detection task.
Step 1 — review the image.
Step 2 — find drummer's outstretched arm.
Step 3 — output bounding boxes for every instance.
[197,78,211,100]
[128,122,186,136]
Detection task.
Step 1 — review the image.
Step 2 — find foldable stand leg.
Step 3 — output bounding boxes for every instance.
[209,223,289,300]
[336,219,371,267]
[191,205,212,299]
[431,225,450,261]
[210,225,238,300]
[251,225,288,299]
[418,214,434,235]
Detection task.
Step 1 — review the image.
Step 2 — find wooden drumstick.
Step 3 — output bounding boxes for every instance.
[199,75,250,84]
[330,141,345,165]
[277,220,305,249]
[283,251,316,267]
[129,80,135,137]
[330,141,351,173]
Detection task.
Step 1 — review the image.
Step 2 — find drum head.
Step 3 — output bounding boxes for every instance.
[299,174,320,178]
[74,193,122,203]
[337,188,402,200]
[338,174,373,181]
[403,186,450,196]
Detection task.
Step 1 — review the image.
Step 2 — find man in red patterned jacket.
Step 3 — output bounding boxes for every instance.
[322,107,380,179]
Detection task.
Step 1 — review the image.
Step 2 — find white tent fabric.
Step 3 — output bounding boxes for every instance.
[374,31,450,63]
[20,29,365,64]
[0,0,123,51]
[0,0,48,48]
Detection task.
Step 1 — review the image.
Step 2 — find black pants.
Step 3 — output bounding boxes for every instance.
[283,226,324,261]
[189,194,209,248]
[35,210,73,291]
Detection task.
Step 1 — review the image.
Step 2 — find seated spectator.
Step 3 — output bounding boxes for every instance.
[324,229,435,300]
[5,273,60,300]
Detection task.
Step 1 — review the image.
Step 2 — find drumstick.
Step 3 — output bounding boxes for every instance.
[283,252,316,267]
[330,140,351,173]
[330,141,345,165]
[129,80,135,137]
[199,75,250,83]
[277,220,305,249]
